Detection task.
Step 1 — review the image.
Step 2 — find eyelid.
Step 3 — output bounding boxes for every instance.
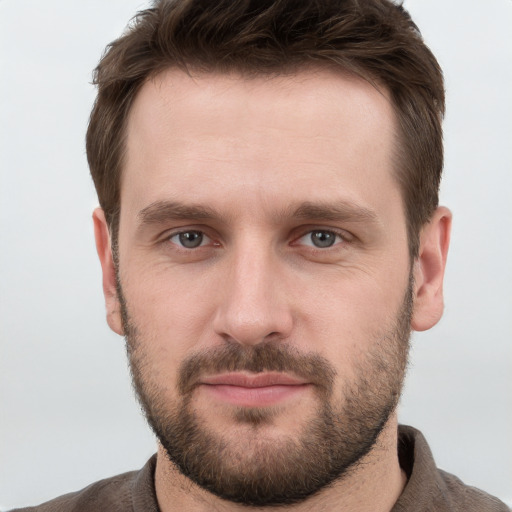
[157,225,353,249]
[161,227,217,249]
[292,227,354,247]
[172,231,210,247]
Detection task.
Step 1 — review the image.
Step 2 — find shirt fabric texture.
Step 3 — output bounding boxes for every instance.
[10,425,510,511]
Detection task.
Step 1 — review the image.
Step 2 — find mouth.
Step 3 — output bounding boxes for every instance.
[198,372,312,408]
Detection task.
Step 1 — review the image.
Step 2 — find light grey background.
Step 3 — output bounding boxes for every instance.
[1,0,511,509]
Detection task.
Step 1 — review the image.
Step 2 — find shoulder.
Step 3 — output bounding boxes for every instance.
[395,425,510,512]
[437,469,511,512]
[9,470,137,512]
[9,456,158,512]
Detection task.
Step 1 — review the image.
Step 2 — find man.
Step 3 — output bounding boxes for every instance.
[11,0,509,510]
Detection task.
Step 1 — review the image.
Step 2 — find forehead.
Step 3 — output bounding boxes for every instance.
[122,67,400,219]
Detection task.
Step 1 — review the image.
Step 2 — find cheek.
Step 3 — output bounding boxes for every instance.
[121,261,222,355]
[299,268,409,371]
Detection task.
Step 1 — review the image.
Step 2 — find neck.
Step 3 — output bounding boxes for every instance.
[155,415,406,512]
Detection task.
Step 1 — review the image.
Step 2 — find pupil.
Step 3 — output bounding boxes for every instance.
[311,231,335,248]
[179,231,203,248]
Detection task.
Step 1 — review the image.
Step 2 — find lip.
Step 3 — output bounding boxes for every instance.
[201,372,308,387]
[198,372,311,408]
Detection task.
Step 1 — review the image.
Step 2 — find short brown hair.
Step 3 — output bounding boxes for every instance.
[86,0,444,257]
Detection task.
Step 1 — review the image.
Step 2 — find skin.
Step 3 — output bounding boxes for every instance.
[94,67,451,511]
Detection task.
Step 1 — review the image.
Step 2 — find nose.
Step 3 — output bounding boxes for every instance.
[212,241,294,346]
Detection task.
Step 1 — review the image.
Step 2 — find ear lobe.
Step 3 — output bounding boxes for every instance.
[93,208,124,336]
[411,206,452,332]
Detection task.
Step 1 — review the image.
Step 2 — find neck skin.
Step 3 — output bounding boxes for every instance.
[154,413,407,512]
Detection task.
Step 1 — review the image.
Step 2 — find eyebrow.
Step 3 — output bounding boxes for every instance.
[291,201,378,224]
[136,199,378,229]
[138,200,220,226]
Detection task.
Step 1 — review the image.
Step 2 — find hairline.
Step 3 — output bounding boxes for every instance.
[110,62,420,259]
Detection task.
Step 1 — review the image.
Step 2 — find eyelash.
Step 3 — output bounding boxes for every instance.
[167,230,215,250]
[293,229,349,249]
[164,227,351,251]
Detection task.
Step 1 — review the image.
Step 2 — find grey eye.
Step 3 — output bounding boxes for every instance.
[309,230,337,248]
[175,231,204,249]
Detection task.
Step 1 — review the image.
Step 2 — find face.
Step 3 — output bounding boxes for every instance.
[102,68,419,505]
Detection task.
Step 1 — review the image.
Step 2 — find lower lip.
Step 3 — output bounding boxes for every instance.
[200,384,310,408]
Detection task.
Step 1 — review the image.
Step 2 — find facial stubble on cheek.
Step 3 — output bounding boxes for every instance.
[116,270,413,506]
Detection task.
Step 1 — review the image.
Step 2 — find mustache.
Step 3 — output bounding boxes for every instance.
[178,342,336,396]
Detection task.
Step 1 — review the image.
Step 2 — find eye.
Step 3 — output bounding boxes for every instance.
[296,230,344,248]
[169,230,211,249]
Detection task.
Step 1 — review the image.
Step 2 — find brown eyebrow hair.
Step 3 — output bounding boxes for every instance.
[137,199,378,229]
[291,201,378,223]
[138,201,221,226]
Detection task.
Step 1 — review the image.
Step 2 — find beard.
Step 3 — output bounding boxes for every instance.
[118,278,412,507]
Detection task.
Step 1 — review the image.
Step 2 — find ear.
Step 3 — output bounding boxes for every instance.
[93,208,124,335]
[411,206,452,332]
